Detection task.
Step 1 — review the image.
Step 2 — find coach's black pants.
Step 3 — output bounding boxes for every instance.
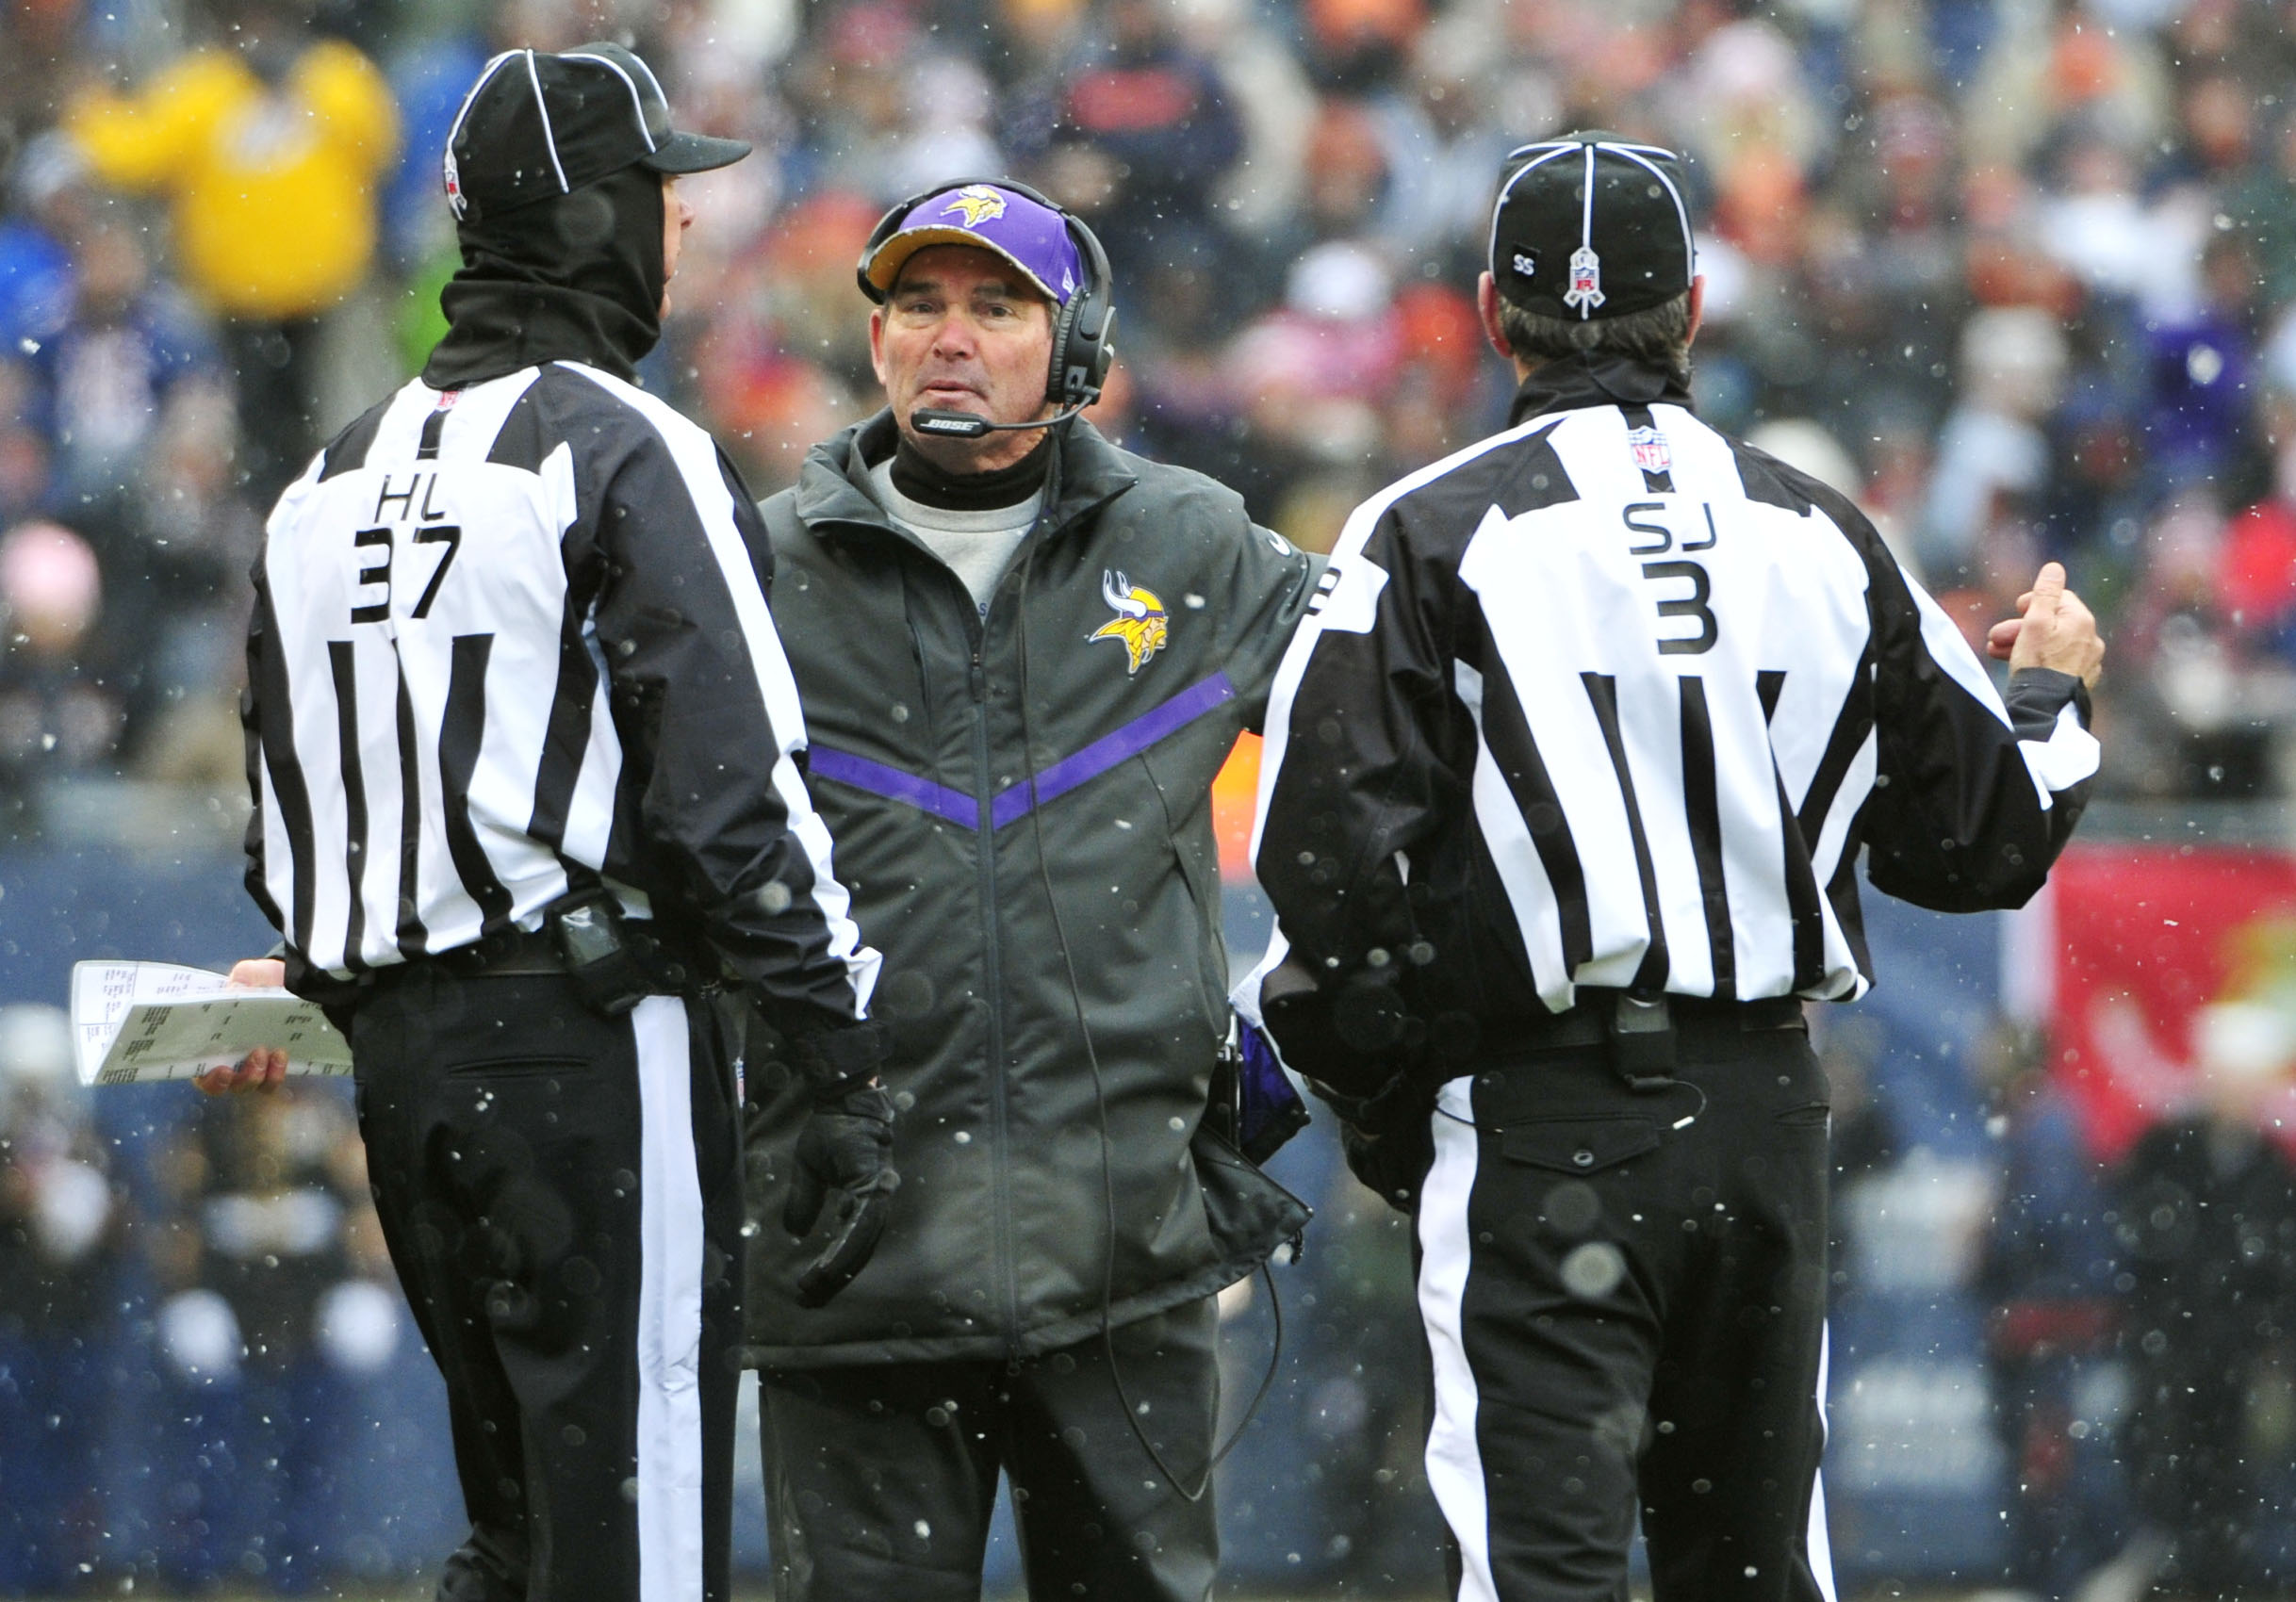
[1414,1012,1834,1602]
[759,1297,1220,1602]
[352,968,744,1602]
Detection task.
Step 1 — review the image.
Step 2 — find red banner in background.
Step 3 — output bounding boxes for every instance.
[2051,842,2296,1161]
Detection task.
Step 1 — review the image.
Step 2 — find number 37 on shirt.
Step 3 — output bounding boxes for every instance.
[348,470,462,627]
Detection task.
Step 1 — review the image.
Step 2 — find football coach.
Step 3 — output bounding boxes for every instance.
[1244,132,2106,1602]
[737,178,1317,1602]
[221,44,891,1602]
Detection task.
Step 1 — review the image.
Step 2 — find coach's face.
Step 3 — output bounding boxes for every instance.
[871,244,1057,472]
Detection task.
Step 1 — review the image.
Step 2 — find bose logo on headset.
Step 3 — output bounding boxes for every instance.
[856,177,1119,416]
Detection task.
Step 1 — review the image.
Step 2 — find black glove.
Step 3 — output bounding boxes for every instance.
[781,1021,898,1308]
[1261,977,1416,1102]
[1317,1075,1435,1213]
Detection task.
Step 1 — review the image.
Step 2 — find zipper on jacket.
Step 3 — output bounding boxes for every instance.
[967,638,1025,1354]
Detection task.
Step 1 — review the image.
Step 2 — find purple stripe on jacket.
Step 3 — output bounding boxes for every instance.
[806,747,977,829]
[808,671,1239,832]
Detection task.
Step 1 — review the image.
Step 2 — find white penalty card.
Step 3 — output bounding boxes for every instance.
[69,961,353,1087]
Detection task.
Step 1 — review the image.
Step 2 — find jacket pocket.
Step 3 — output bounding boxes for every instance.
[1192,1122,1313,1266]
[446,1054,588,1079]
[1138,752,1227,1036]
[1497,1115,1662,1175]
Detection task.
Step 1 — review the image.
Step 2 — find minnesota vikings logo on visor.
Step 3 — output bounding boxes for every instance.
[1089,571,1169,676]
[942,185,1008,229]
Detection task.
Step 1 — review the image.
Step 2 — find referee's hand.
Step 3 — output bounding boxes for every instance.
[784,1082,900,1307]
[192,958,291,1096]
[1988,562,2105,687]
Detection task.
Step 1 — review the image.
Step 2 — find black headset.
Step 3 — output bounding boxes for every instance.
[856,176,1118,412]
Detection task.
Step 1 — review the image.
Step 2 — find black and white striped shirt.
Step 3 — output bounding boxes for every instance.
[244,361,878,1025]
[1251,356,2097,1019]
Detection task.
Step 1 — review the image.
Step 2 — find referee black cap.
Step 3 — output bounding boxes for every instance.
[442,43,750,223]
[1489,132,1695,322]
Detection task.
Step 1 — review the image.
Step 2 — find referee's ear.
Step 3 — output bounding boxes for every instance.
[1476,271,1516,363]
[1685,274,1706,349]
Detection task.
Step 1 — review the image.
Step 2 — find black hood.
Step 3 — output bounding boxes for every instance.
[423,164,666,389]
[1507,350,1694,426]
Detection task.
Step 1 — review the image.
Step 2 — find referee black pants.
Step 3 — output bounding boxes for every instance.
[351,967,744,1602]
[758,1297,1220,1602]
[1414,1012,1835,1602]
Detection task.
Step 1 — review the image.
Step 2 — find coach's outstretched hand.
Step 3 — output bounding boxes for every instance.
[784,1082,899,1307]
[1987,561,2106,687]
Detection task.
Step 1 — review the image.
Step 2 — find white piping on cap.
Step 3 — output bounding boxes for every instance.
[1577,144,1598,319]
[1601,142,1697,281]
[523,49,570,194]
[443,51,520,174]
[1484,143,1578,282]
[622,50,671,117]
[1501,139,1582,161]
[563,50,657,154]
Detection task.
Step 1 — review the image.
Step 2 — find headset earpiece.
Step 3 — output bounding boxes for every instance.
[1050,221,1116,410]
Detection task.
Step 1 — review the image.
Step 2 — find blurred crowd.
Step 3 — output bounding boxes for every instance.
[1963,984,2296,1599]
[0,1003,413,1594]
[2,0,2296,828]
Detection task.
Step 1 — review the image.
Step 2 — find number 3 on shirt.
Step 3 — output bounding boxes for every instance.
[1622,502,1717,655]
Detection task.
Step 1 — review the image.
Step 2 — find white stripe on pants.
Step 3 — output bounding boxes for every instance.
[632,995,704,1602]
[1418,1074,1497,1602]
[1809,1323,1838,1602]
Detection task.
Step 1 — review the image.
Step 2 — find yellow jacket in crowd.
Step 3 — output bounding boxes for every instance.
[67,41,399,320]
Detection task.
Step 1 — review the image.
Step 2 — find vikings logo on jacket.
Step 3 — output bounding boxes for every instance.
[1089,570,1169,674]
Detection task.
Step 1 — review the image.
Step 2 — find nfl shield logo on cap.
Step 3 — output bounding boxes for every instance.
[1564,246,1605,313]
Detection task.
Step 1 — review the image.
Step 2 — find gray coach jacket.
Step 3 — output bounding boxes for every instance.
[738,412,1319,1366]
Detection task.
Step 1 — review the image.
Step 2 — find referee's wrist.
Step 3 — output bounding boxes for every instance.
[2005,665,2091,720]
[789,1017,890,1099]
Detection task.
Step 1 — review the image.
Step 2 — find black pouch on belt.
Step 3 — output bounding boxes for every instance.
[546,890,654,1017]
[1608,991,1677,1090]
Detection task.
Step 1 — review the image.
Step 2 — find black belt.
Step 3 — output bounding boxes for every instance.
[434,925,566,977]
[1495,990,1805,1057]
[431,920,705,993]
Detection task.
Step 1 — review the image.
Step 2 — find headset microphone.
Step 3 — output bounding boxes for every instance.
[909,400,1093,440]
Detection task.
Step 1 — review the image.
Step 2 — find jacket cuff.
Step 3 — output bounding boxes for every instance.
[1262,981,1411,1102]
[2004,667,2090,740]
[789,1017,889,1099]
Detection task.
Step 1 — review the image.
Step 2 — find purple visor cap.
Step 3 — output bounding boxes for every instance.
[861,183,1084,305]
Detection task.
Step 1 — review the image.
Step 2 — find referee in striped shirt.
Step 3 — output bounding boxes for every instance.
[1244,133,2103,1602]
[220,47,893,1602]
